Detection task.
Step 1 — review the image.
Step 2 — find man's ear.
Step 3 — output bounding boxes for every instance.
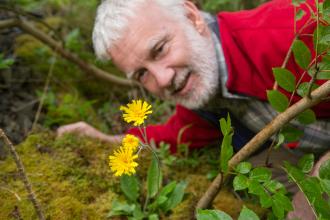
[183,1,209,36]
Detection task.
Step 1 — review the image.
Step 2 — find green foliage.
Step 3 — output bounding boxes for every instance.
[296,109,316,124]
[292,39,311,70]
[219,114,234,173]
[109,158,187,219]
[238,206,260,220]
[232,163,292,219]
[297,82,319,97]
[147,155,161,198]
[197,209,233,220]
[297,153,314,173]
[39,90,97,127]
[284,159,330,219]
[272,68,296,92]
[266,90,289,112]
[0,53,14,69]
[120,175,140,202]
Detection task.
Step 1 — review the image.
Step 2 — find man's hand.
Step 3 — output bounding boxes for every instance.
[57,121,124,144]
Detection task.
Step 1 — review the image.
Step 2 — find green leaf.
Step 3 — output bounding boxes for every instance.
[318,60,330,79]
[108,200,135,217]
[220,118,228,136]
[320,179,330,195]
[236,162,252,174]
[295,8,306,20]
[248,179,264,195]
[272,193,293,219]
[292,0,306,6]
[147,156,161,198]
[298,154,314,173]
[250,167,272,183]
[162,181,187,212]
[233,174,249,191]
[263,180,286,194]
[272,68,296,92]
[220,134,234,172]
[197,209,233,220]
[238,206,260,220]
[133,205,145,220]
[259,190,273,208]
[148,214,159,220]
[274,133,285,150]
[284,162,330,219]
[319,159,330,180]
[296,109,316,125]
[120,175,140,202]
[292,39,311,70]
[297,82,319,97]
[281,125,303,142]
[267,90,289,112]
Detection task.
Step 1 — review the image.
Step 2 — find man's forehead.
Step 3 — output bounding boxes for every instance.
[108,3,175,75]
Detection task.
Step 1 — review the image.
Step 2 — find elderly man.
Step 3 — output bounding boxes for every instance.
[58,0,330,218]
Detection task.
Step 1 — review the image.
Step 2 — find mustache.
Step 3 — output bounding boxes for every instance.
[165,67,192,96]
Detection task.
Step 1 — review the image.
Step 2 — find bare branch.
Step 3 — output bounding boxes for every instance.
[0,18,138,87]
[196,80,330,210]
[0,129,45,220]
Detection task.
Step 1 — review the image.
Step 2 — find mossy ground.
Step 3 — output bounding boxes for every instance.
[0,132,267,220]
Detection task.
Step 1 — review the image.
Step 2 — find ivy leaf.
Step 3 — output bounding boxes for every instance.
[267,90,289,112]
[249,167,272,183]
[120,174,140,202]
[238,206,260,220]
[272,68,296,92]
[297,82,319,97]
[147,156,161,198]
[233,174,249,191]
[319,159,330,180]
[196,209,233,220]
[298,154,314,173]
[296,109,316,125]
[236,162,252,174]
[292,39,311,70]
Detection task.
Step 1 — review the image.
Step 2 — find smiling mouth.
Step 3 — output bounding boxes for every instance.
[172,71,192,95]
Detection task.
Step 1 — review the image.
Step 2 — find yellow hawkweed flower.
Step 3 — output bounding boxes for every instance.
[109,147,139,176]
[120,100,152,126]
[122,134,140,152]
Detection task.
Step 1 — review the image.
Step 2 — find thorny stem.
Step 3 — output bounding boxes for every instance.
[0,129,45,220]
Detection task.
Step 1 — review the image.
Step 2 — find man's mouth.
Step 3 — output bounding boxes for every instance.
[172,71,192,95]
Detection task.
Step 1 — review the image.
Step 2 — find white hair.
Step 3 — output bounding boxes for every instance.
[92,0,185,60]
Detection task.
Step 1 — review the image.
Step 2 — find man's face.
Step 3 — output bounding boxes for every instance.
[110,1,219,108]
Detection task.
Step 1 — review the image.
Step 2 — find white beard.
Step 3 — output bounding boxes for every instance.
[165,22,219,109]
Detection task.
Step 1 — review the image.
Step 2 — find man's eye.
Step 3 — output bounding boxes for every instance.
[135,69,147,82]
[153,42,166,59]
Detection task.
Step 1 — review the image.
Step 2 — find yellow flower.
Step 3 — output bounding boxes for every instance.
[122,134,140,152]
[120,100,152,126]
[109,147,139,176]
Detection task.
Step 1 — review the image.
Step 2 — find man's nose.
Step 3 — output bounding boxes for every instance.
[147,63,175,89]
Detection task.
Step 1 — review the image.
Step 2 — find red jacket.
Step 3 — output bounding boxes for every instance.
[128,0,329,152]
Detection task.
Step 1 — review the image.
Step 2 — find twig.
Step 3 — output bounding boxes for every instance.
[31,56,56,130]
[196,80,330,210]
[0,18,137,87]
[0,186,22,201]
[0,129,45,220]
